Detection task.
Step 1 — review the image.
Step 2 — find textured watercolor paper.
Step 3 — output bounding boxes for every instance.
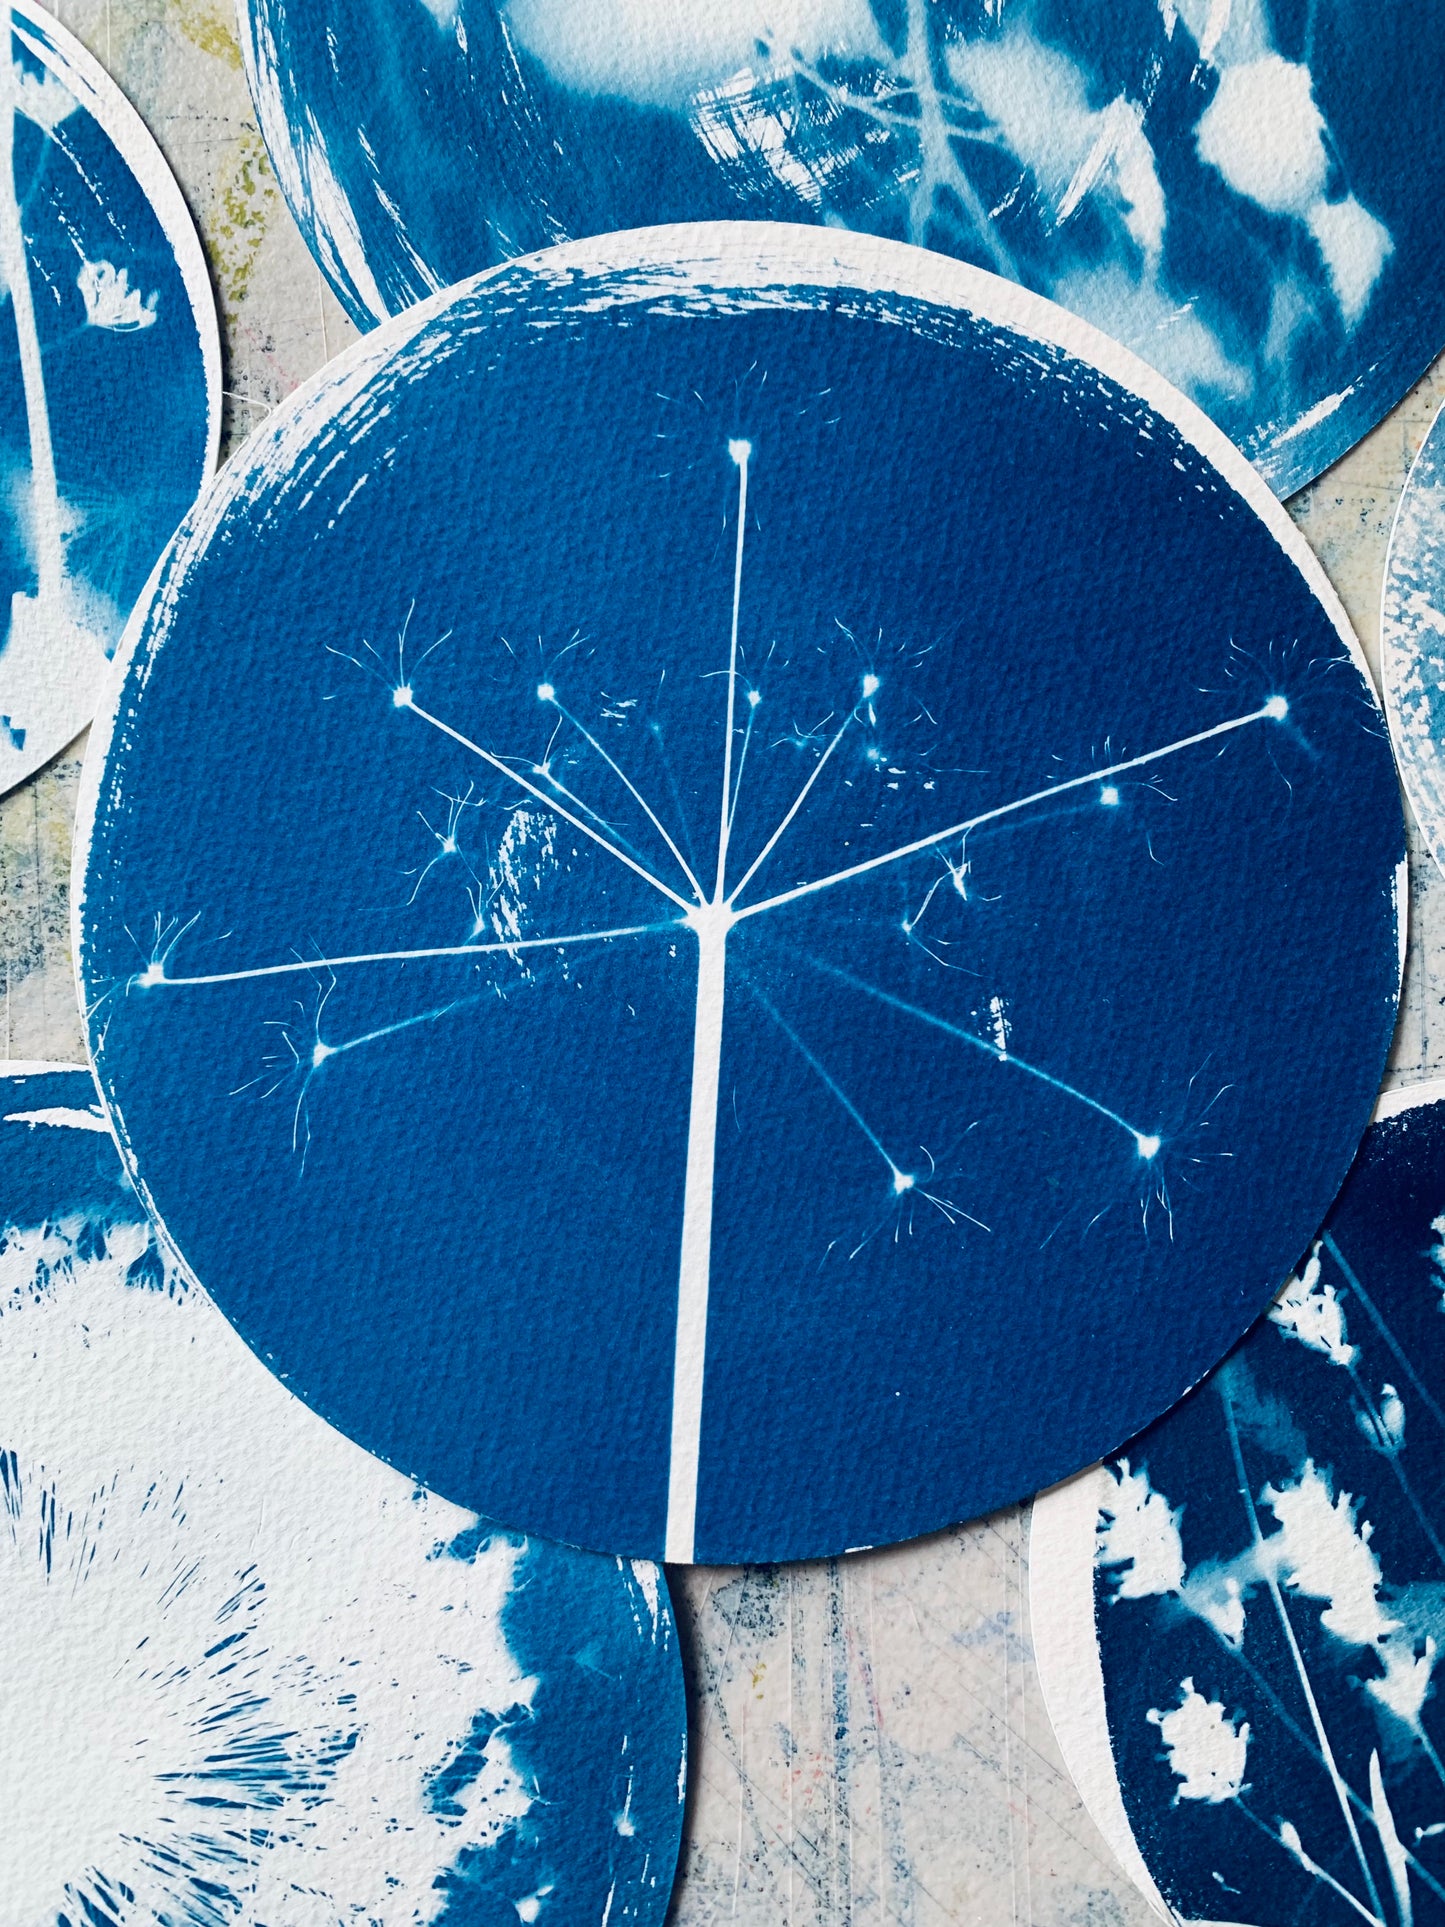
[237,0,1445,495]
[1383,399,1445,883]
[0,1,218,797]
[75,225,1403,1565]
[1031,1081,1445,1927]
[0,1063,686,1925]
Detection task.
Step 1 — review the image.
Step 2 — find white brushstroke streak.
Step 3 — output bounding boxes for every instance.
[3,1103,107,1130]
[236,0,395,323]
[502,0,885,109]
[947,33,1165,268]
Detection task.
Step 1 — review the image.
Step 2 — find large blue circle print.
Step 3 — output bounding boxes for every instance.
[76,228,1403,1564]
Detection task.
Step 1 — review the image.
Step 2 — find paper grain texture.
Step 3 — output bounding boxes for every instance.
[5,4,1445,1920]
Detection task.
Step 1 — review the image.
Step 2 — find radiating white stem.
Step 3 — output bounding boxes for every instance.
[666,906,730,1563]
[0,18,62,604]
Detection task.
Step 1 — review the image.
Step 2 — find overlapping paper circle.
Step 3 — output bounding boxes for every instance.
[239,0,1445,493]
[77,226,1402,1563]
[1033,1082,1445,1927]
[0,1,218,794]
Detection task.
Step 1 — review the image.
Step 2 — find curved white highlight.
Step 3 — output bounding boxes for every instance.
[1030,1466,1175,1920]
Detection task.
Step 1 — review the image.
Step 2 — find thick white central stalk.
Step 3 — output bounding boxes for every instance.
[665,901,732,1562]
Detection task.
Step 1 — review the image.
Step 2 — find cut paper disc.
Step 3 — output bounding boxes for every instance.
[1384,400,1445,879]
[1031,1080,1445,1927]
[238,0,1445,496]
[0,1,219,795]
[0,1065,686,1926]
[75,226,1404,1565]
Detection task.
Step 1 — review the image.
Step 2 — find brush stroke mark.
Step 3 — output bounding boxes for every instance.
[0,1065,686,1926]
[76,229,1402,1564]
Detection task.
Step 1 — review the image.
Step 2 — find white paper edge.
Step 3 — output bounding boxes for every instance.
[1380,396,1445,880]
[0,0,223,802]
[1030,1466,1177,1922]
[1373,1074,1445,1121]
[1030,1079,1445,1926]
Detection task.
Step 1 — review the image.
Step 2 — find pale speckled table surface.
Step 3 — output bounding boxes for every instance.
[10,9,1445,1922]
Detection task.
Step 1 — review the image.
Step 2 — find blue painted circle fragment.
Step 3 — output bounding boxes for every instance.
[77,229,1402,1564]
[1041,1088,1445,1927]
[0,1,218,794]
[0,1067,686,1924]
[239,0,1445,495]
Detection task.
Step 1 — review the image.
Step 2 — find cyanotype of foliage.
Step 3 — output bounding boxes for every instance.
[0,3,215,792]
[77,235,1402,1563]
[0,1068,686,1927]
[239,0,1445,493]
[1093,1096,1445,1926]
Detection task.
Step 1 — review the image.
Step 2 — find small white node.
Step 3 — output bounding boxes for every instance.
[1100,785,1120,807]
[728,438,752,466]
[1136,1133,1161,1161]
[861,673,881,698]
[312,1042,334,1068]
[892,1169,915,1194]
[139,962,164,987]
[1264,694,1289,720]
[537,682,556,703]
[392,685,413,708]
[747,688,761,708]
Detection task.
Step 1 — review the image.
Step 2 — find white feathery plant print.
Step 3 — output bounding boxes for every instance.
[132,436,1293,1562]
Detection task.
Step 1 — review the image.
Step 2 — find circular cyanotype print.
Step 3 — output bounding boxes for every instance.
[0,1065,685,1926]
[0,1,219,795]
[76,228,1403,1564]
[239,0,1445,495]
[1383,399,1445,880]
[1032,1081,1445,1927]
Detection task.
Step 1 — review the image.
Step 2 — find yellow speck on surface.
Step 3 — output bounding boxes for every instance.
[171,0,241,68]
[210,126,281,327]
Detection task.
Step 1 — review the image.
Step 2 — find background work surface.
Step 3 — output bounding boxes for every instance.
[11,7,1445,1922]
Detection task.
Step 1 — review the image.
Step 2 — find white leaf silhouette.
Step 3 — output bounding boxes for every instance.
[1148,1678,1249,1803]
[1096,1457,1186,1600]
[1271,1243,1357,1367]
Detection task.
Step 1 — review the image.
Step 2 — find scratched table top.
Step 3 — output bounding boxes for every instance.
[9,8,1445,1923]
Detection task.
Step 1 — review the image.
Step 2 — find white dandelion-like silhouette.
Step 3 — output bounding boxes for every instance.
[128,434,1292,1560]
